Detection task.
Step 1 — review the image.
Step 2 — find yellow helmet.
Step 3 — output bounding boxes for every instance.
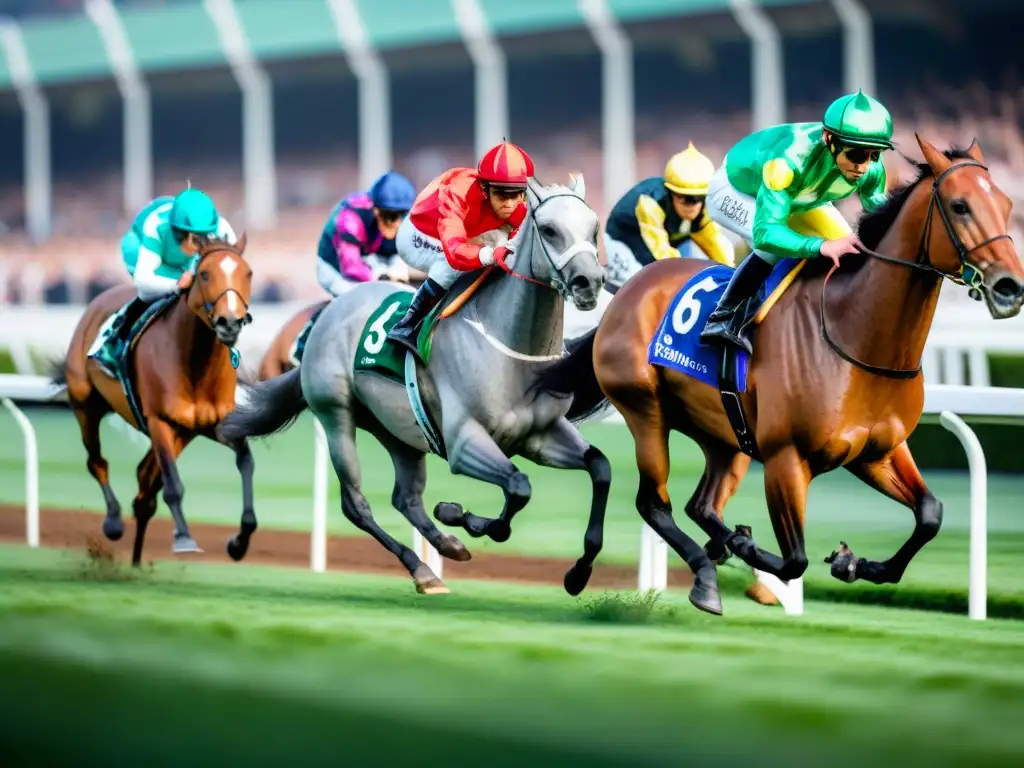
[664,142,715,196]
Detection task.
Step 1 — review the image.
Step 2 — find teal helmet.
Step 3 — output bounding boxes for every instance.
[170,188,219,234]
[823,90,894,150]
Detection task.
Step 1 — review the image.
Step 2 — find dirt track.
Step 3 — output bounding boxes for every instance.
[0,504,695,590]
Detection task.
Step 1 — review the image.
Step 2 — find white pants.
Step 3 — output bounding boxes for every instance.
[316,259,360,297]
[706,165,782,265]
[603,232,644,288]
[397,216,510,289]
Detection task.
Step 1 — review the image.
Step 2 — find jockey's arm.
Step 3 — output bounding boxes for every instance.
[134,243,181,301]
[690,209,736,266]
[214,215,238,245]
[436,184,491,270]
[635,194,682,261]
[857,161,889,213]
[334,236,374,282]
[753,161,825,259]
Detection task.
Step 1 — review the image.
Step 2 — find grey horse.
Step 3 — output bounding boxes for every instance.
[219,176,612,594]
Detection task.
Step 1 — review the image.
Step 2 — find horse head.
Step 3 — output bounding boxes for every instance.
[179,233,254,347]
[513,174,604,311]
[915,134,1023,319]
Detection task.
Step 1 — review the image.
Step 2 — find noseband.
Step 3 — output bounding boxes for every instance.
[190,244,253,329]
[821,159,1013,379]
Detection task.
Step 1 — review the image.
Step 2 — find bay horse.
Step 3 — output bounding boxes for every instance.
[56,235,258,566]
[220,176,609,594]
[537,135,1023,615]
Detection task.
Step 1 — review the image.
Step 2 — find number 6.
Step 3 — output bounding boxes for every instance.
[364,300,404,354]
[671,275,720,335]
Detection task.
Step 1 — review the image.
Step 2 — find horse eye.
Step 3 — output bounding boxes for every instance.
[199,271,210,282]
[540,224,558,238]
[950,199,970,216]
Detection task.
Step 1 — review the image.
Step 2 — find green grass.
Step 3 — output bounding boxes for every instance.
[0,544,1022,767]
[3,407,1024,613]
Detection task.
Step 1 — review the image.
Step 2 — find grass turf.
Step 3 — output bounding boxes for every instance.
[0,544,1023,767]
[3,408,1024,614]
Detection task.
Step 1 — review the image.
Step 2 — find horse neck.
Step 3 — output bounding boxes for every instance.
[168,297,231,384]
[474,238,564,357]
[834,191,943,372]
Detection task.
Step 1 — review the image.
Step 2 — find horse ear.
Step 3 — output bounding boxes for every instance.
[236,231,248,253]
[570,173,586,200]
[526,176,542,206]
[915,133,951,175]
[966,137,985,164]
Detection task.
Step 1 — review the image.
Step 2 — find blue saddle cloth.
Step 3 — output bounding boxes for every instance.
[647,258,801,392]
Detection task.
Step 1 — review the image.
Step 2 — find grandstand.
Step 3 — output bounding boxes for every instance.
[0,0,1022,308]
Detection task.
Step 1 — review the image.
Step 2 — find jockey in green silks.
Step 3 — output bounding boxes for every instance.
[698,90,895,353]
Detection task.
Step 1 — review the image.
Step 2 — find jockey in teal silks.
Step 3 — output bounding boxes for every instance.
[92,188,237,371]
[698,90,895,353]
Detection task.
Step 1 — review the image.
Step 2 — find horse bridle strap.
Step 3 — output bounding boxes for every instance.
[820,158,1012,379]
[190,244,252,327]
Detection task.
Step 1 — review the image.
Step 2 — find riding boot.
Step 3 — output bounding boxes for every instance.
[698,254,775,354]
[386,278,447,359]
[114,296,151,344]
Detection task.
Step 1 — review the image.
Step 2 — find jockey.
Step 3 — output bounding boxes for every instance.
[603,142,735,291]
[316,169,417,296]
[385,140,534,357]
[699,89,894,353]
[110,187,236,347]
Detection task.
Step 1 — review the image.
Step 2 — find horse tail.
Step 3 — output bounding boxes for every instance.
[535,328,608,423]
[219,368,308,442]
[47,356,68,389]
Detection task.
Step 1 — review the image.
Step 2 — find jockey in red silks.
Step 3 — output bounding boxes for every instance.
[385,140,535,359]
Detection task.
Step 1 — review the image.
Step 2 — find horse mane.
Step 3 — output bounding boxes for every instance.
[856,146,974,250]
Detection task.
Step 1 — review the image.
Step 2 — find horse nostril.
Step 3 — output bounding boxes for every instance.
[992,276,1023,299]
[569,274,592,293]
[214,316,230,328]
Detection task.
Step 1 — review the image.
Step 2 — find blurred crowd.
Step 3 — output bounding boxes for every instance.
[2,90,1023,306]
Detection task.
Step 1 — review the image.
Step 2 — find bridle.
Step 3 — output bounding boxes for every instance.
[495,190,599,299]
[820,159,1013,379]
[189,243,253,332]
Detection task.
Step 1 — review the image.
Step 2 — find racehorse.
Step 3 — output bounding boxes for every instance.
[257,299,329,380]
[536,135,1023,615]
[56,236,258,566]
[219,176,610,594]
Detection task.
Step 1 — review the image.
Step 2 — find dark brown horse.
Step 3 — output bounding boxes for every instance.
[539,135,1022,614]
[56,236,257,565]
[257,299,329,380]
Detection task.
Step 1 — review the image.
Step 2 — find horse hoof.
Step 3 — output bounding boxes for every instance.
[824,541,860,583]
[486,521,511,543]
[416,581,451,595]
[433,501,465,527]
[563,562,593,596]
[688,568,723,616]
[744,582,780,606]
[439,535,472,562]
[102,517,124,542]
[172,536,203,555]
[226,535,249,562]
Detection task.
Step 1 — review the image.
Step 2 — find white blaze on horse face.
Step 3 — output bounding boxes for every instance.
[978,178,992,196]
[218,255,241,313]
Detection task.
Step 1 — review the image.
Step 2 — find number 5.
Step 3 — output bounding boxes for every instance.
[364,300,404,354]
[671,275,720,335]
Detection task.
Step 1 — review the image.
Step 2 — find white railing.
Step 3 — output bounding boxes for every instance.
[4,296,1024,385]
[3,364,1022,620]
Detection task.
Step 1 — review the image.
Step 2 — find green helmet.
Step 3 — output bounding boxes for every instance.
[169,188,219,234]
[823,89,894,150]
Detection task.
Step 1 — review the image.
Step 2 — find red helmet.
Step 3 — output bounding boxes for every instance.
[477,141,535,189]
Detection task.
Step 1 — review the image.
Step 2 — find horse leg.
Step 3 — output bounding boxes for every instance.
[369,425,471,563]
[320,407,447,594]
[615,400,722,615]
[515,418,611,597]
[433,418,531,544]
[219,435,258,562]
[130,450,162,566]
[146,417,200,553]
[724,446,810,581]
[683,443,778,605]
[70,394,123,541]
[826,442,942,585]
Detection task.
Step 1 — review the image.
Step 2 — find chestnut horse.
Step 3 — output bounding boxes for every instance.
[56,236,257,565]
[538,135,1022,614]
[257,299,329,380]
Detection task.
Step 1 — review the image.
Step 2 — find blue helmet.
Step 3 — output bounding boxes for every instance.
[368,170,416,211]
